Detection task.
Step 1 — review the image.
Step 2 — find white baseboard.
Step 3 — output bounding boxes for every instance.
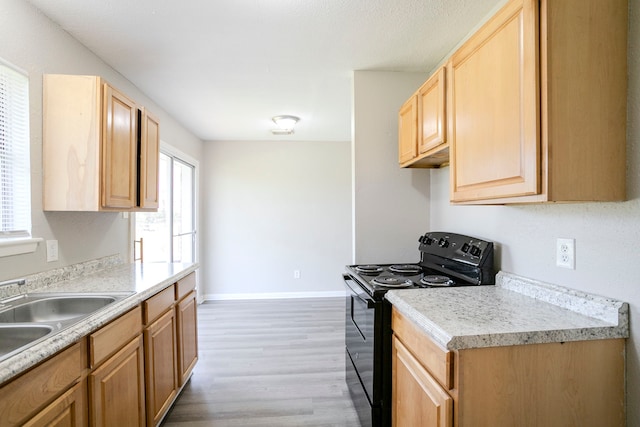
[203,290,347,301]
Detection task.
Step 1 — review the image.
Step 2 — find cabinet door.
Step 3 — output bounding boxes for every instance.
[144,309,178,427]
[418,67,446,154]
[89,335,146,427]
[392,337,452,427]
[23,380,87,427]
[398,96,418,165]
[177,291,198,386]
[102,84,138,209]
[42,74,103,211]
[450,0,539,202]
[139,110,160,209]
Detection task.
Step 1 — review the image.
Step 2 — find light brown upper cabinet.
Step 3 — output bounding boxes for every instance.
[43,74,160,211]
[449,0,627,204]
[399,67,449,168]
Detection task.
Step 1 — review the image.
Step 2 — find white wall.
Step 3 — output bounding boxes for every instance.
[429,1,640,424]
[202,140,351,299]
[200,71,432,299]
[0,0,203,281]
[352,71,431,264]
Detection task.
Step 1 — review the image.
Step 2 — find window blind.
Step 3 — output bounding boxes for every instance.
[0,61,31,237]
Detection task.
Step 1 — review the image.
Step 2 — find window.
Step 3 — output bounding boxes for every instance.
[135,150,196,263]
[0,61,31,238]
[0,59,38,257]
[171,157,196,262]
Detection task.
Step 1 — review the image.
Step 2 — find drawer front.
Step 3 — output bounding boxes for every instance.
[0,340,86,426]
[90,305,142,368]
[144,285,175,325]
[175,272,196,301]
[392,307,452,389]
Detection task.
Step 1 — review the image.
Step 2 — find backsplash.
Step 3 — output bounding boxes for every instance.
[0,254,123,299]
[496,271,628,326]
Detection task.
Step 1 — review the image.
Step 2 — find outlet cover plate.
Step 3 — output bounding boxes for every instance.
[46,239,59,262]
[556,238,575,269]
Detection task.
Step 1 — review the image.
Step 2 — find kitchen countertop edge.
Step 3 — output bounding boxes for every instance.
[0,262,199,385]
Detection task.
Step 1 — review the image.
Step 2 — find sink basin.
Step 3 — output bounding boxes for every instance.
[0,325,53,358]
[0,295,118,323]
[0,291,133,363]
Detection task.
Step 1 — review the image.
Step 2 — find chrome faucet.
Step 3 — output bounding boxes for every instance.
[0,278,26,307]
[0,278,26,288]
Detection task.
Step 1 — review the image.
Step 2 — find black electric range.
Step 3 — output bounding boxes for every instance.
[343,232,495,426]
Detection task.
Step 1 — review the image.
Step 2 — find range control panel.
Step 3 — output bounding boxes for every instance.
[418,231,493,266]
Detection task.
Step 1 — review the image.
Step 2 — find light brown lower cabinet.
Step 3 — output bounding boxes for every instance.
[144,305,178,427]
[143,271,198,427]
[391,307,626,427]
[89,335,146,427]
[88,305,145,426]
[0,272,198,427]
[177,290,198,386]
[0,341,87,427]
[393,337,452,427]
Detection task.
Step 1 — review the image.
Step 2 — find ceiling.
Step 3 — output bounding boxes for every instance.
[26,0,502,142]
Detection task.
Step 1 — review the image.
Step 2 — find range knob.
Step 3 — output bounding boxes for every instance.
[469,245,482,257]
[438,238,449,248]
[420,236,434,245]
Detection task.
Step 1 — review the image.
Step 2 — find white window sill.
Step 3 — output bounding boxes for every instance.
[0,237,43,258]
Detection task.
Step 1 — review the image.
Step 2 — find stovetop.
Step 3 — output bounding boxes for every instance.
[346,232,495,299]
[345,263,457,298]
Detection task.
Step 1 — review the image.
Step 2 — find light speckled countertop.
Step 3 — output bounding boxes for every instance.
[0,257,198,384]
[385,271,629,351]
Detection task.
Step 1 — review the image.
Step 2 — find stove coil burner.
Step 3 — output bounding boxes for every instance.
[355,265,384,275]
[389,264,422,274]
[420,275,454,287]
[371,276,413,288]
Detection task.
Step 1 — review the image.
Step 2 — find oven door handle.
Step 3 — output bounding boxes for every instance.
[343,274,377,309]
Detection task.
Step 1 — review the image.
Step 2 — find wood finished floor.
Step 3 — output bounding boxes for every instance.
[162,297,362,427]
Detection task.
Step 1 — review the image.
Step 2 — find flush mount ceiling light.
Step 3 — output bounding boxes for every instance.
[271,115,300,135]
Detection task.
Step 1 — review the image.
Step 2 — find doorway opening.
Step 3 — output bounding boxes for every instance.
[135,150,196,263]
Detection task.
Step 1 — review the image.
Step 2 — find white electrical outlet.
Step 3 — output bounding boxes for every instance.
[46,240,59,262]
[294,270,301,279]
[556,238,575,269]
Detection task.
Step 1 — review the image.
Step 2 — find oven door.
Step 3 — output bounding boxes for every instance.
[344,274,378,424]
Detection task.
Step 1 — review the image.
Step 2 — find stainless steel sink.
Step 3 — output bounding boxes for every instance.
[0,295,118,323]
[0,324,54,359]
[0,292,133,363]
